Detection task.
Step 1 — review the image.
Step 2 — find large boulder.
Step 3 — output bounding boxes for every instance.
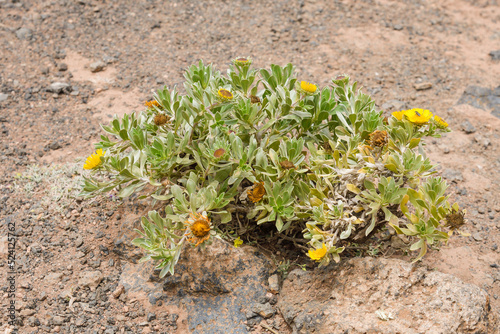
[278,257,490,334]
[119,238,275,333]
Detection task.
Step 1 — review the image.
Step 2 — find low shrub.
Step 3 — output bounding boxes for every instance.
[80,58,466,277]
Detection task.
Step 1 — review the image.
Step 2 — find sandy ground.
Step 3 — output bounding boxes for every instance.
[1,0,499,333]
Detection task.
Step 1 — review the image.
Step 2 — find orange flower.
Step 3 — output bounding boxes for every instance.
[247,182,265,203]
[145,100,160,108]
[185,213,212,247]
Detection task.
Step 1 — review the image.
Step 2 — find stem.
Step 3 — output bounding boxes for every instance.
[261,323,279,334]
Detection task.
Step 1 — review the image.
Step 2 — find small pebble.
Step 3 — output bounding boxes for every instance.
[414,82,433,91]
[472,233,483,241]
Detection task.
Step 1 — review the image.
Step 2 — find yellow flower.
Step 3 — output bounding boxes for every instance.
[392,111,405,121]
[300,81,317,94]
[218,88,233,100]
[83,149,105,170]
[185,213,212,247]
[308,243,327,261]
[434,115,449,129]
[404,108,433,125]
[234,237,243,248]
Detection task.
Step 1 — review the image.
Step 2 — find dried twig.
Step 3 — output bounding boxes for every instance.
[261,323,280,334]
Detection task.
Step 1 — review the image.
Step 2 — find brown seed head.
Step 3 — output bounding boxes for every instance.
[445,211,466,230]
[250,95,261,104]
[214,148,226,158]
[280,160,296,169]
[321,141,332,152]
[153,114,169,126]
[369,130,388,147]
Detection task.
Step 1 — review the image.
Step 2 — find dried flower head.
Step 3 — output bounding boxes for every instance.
[321,141,332,152]
[247,182,265,203]
[213,148,226,159]
[445,210,466,230]
[300,81,317,94]
[308,243,327,261]
[145,100,160,109]
[392,111,405,121]
[280,160,296,169]
[83,149,105,170]
[218,88,234,100]
[153,114,169,126]
[250,95,261,104]
[404,108,433,125]
[369,130,388,147]
[185,213,212,247]
[434,115,449,129]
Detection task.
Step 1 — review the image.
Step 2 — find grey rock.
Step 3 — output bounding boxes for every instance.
[441,168,463,182]
[0,93,8,102]
[20,309,36,317]
[414,82,432,91]
[16,27,33,40]
[279,257,490,334]
[78,270,103,291]
[246,315,262,326]
[75,251,86,258]
[464,85,491,97]
[489,50,500,61]
[457,85,500,119]
[48,141,61,150]
[461,120,476,134]
[57,63,68,71]
[119,238,272,334]
[473,232,483,241]
[268,274,279,293]
[52,316,65,326]
[90,61,106,73]
[113,220,143,263]
[252,302,275,318]
[393,24,403,31]
[45,272,63,284]
[75,236,84,248]
[47,82,72,94]
[147,312,156,322]
[381,99,405,111]
[103,56,118,64]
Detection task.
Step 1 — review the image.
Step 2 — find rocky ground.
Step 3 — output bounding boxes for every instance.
[0,0,499,333]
